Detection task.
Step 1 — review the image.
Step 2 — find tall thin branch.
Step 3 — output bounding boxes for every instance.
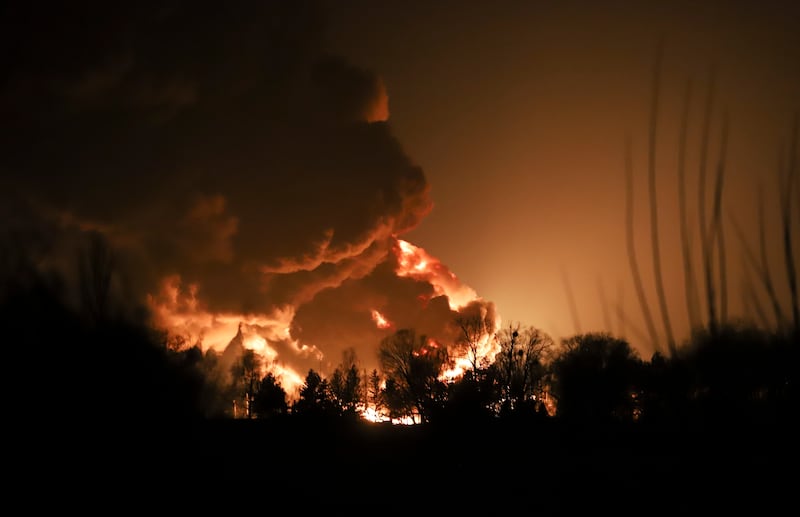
[647,42,676,356]
[758,188,788,331]
[677,76,702,332]
[717,205,729,325]
[781,112,799,333]
[616,279,625,339]
[729,207,785,330]
[795,138,800,223]
[698,65,717,334]
[710,112,729,328]
[742,264,770,331]
[625,134,660,353]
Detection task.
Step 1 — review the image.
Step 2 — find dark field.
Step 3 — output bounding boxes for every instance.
[37,417,795,514]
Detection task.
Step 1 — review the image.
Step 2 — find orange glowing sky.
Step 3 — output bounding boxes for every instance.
[1,1,797,391]
[325,0,800,357]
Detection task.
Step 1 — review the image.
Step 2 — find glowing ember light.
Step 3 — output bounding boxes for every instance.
[361,407,390,423]
[393,238,478,310]
[392,415,420,425]
[441,341,492,381]
[147,274,316,399]
[370,309,393,329]
[269,364,305,397]
[244,333,274,359]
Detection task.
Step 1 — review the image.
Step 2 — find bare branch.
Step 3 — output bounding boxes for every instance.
[677,76,702,332]
[647,41,676,355]
[625,135,660,352]
[697,65,717,332]
[709,112,729,327]
[780,112,799,332]
[728,193,786,331]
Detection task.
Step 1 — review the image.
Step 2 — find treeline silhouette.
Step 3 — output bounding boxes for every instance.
[7,233,794,429]
[216,321,797,430]
[3,230,796,511]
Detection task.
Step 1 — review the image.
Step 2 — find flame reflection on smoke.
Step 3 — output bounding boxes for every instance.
[394,239,478,310]
[149,237,500,420]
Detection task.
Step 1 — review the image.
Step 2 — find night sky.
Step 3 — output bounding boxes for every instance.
[326,0,799,347]
[2,0,798,394]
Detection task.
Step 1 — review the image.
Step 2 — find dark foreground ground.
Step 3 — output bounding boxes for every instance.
[25,416,797,514]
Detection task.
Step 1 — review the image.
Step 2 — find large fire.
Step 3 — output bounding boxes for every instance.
[149,237,500,421]
[3,1,504,425]
[395,239,501,378]
[148,274,313,396]
[394,239,479,310]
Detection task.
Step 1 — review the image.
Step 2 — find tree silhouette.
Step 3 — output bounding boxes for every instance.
[443,367,497,422]
[490,322,554,416]
[382,377,415,423]
[378,328,450,423]
[550,332,643,423]
[196,347,230,417]
[366,368,384,418]
[679,323,797,426]
[252,373,288,418]
[292,369,337,418]
[1,229,212,425]
[329,347,363,417]
[454,311,495,375]
[230,348,262,418]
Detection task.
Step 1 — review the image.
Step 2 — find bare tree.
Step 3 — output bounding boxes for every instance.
[378,328,449,423]
[454,311,495,375]
[492,322,554,414]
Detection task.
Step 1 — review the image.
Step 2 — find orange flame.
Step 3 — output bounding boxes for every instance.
[370,309,393,329]
[149,237,500,421]
[394,238,478,310]
[394,238,502,383]
[441,330,498,381]
[147,274,315,397]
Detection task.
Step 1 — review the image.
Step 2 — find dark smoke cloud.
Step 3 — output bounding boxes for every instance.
[1,1,493,380]
[291,253,462,372]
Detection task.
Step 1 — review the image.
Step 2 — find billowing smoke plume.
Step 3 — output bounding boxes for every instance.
[1,1,497,395]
